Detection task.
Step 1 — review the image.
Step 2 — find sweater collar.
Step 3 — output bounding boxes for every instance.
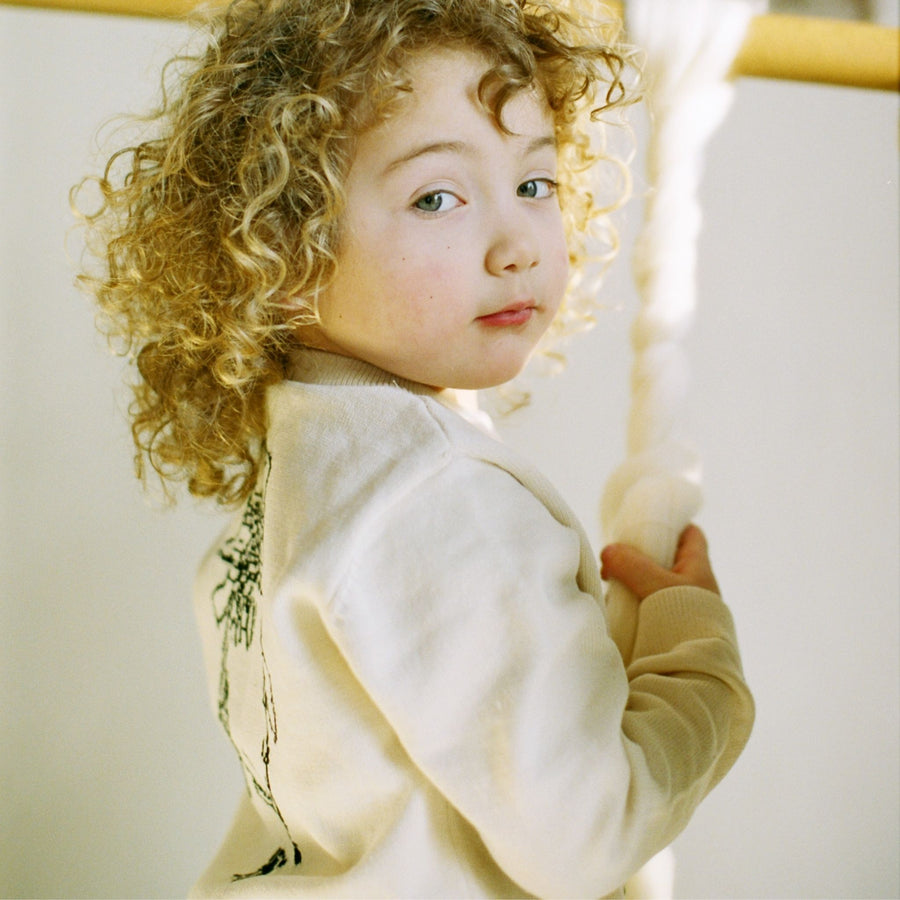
[287,347,441,396]
[286,347,494,434]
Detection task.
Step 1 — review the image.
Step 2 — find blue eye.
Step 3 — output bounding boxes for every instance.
[517,179,557,199]
[414,191,462,213]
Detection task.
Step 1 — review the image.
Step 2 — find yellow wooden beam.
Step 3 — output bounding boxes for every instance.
[1,0,200,16]
[733,13,899,92]
[1,0,898,92]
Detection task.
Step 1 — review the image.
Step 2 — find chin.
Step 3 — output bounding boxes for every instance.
[446,358,532,391]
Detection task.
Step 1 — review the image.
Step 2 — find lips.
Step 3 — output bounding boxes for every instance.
[476,301,537,327]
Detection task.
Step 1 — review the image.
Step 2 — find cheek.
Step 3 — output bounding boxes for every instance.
[556,239,571,273]
[541,212,570,284]
[550,241,571,298]
[391,249,464,309]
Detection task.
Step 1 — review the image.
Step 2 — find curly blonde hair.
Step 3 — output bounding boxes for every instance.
[75,0,637,506]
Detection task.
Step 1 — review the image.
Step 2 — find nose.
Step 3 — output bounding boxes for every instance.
[484,213,541,276]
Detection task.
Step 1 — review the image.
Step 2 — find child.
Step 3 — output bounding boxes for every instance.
[76,0,754,896]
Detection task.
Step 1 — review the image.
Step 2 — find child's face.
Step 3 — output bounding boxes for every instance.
[301,47,570,390]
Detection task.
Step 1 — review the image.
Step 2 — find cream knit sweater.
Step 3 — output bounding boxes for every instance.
[190,349,754,899]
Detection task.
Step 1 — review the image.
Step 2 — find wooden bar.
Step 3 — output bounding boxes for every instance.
[0,0,203,16]
[732,13,899,91]
[1,0,898,92]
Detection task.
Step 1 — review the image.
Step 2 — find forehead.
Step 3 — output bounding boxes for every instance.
[354,47,555,159]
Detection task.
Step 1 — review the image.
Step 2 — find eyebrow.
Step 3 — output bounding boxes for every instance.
[381,134,557,176]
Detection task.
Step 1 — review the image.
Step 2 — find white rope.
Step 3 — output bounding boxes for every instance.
[600,0,762,674]
[601,8,763,896]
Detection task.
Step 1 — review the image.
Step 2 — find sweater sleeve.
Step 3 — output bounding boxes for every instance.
[314,452,754,898]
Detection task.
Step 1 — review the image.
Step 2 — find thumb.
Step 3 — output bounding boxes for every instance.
[600,542,679,600]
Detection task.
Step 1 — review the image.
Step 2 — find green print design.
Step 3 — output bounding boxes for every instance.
[212,453,303,879]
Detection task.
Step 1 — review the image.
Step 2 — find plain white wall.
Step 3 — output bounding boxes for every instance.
[1,6,897,898]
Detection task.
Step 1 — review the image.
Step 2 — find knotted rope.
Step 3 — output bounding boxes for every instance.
[601,0,762,669]
[603,6,764,896]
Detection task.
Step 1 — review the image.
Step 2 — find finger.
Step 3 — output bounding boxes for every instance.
[673,524,707,569]
[678,522,706,549]
[672,525,719,594]
[600,542,679,600]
